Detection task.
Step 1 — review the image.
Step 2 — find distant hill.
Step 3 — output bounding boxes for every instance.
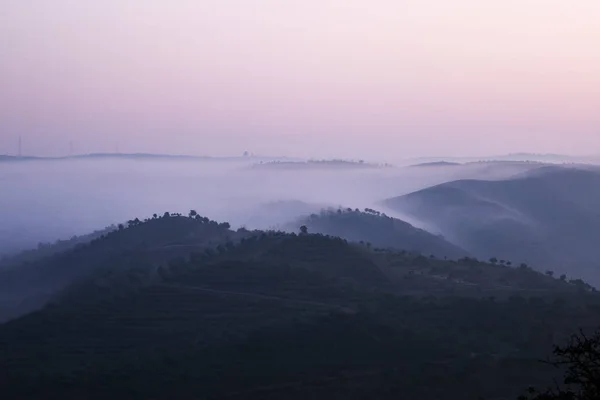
[0,155,41,161]
[384,166,600,284]
[250,159,394,170]
[0,214,596,400]
[287,208,467,259]
[0,153,208,162]
[0,153,295,163]
[405,153,600,165]
[409,161,462,167]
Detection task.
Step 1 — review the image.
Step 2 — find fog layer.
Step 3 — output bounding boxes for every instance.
[0,158,538,255]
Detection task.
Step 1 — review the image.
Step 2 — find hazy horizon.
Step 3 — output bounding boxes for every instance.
[1,0,599,160]
[3,148,600,161]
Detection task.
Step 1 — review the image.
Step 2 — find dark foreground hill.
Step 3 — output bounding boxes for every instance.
[0,213,598,399]
[287,208,467,259]
[384,166,600,285]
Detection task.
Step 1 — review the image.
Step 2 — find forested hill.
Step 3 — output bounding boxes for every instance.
[383,166,600,284]
[0,213,598,399]
[289,208,467,259]
[0,212,239,323]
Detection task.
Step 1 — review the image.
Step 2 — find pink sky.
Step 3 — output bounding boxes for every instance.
[1,0,599,159]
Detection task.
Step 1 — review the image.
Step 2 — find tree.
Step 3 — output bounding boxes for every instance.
[520,330,600,400]
[163,212,170,218]
[153,213,158,219]
[127,218,141,227]
[189,210,198,218]
[546,270,555,277]
[118,224,124,231]
[490,257,498,264]
[560,274,567,281]
[299,225,308,235]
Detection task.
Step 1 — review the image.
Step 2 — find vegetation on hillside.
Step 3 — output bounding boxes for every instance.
[384,167,600,285]
[0,212,240,322]
[520,330,600,400]
[289,207,468,259]
[0,212,598,399]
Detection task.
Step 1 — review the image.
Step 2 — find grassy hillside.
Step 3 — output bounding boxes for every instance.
[288,208,468,259]
[384,166,600,285]
[0,215,598,399]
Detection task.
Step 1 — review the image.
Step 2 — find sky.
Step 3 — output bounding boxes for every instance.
[1,0,599,160]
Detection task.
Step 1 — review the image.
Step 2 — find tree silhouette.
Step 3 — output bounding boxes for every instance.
[490,257,498,264]
[189,210,198,218]
[299,225,308,235]
[520,329,600,400]
[127,218,141,228]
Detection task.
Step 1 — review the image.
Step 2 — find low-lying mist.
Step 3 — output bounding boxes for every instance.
[0,158,545,256]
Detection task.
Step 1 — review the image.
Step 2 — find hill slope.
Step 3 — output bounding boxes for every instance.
[287,208,467,259]
[0,214,238,322]
[384,166,600,284]
[0,215,597,400]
